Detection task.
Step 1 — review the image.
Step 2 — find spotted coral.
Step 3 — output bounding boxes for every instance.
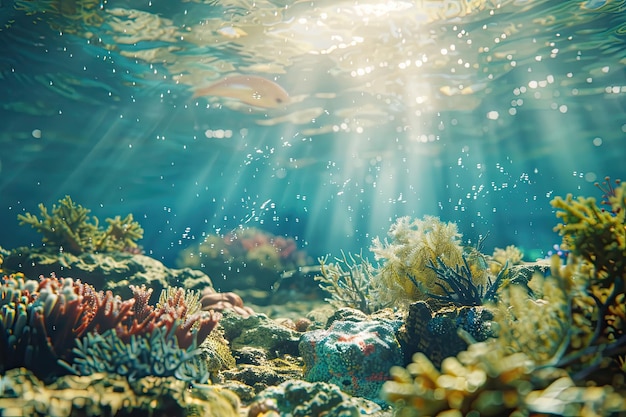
[17,195,143,254]
[299,318,403,404]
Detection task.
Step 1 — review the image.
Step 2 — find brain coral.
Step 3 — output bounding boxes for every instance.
[299,319,403,404]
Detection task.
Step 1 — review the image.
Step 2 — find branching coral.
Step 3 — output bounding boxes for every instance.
[491,244,524,266]
[65,326,210,382]
[370,215,466,306]
[500,256,626,384]
[316,251,382,314]
[17,196,144,254]
[551,180,626,284]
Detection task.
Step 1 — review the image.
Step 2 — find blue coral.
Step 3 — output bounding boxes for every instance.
[59,325,209,382]
[298,319,403,404]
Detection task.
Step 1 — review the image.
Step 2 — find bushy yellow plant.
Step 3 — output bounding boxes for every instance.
[370,215,465,306]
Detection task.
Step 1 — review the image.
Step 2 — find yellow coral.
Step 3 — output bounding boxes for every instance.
[382,339,626,416]
[491,244,524,266]
[370,216,465,306]
[551,182,626,283]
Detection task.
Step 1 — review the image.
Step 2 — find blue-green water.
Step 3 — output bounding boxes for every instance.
[1,0,625,266]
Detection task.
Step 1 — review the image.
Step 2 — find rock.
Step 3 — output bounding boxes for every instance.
[248,379,384,417]
[3,248,213,297]
[0,367,240,417]
[220,310,301,357]
[299,319,403,404]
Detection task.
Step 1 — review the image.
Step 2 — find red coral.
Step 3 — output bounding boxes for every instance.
[6,275,224,363]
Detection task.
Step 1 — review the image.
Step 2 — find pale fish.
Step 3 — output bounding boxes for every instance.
[192,75,290,108]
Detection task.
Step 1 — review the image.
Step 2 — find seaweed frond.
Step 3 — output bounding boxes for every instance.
[424,254,508,306]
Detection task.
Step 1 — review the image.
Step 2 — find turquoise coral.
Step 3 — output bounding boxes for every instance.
[17,195,144,254]
[299,317,403,404]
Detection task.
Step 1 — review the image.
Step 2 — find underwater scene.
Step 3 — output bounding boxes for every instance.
[1,0,626,415]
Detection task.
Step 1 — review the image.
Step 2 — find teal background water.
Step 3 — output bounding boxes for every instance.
[1,0,625,266]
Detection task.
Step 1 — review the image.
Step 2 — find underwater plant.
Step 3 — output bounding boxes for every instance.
[370,215,466,306]
[0,274,221,381]
[17,195,144,254]
[369,215,498,307]
[316,251,382,314]
[423,254,507,306]
[495,254,626,385]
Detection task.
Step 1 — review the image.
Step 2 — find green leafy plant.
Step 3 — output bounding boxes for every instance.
[18,195,143,254]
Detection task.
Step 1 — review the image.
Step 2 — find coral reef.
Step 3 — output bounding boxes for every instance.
[0,246,6,273]
[495,255,626,385]
[222,349,303,394]
[0,367,240,417]
[491,244,524,266]
[0,274,221,381]
[381,339,626,417]
[369,215,467,306]
[247,380,383,417]
[299,317,403,404]
[220,310,301,356]
[17,195,144,255]
[176,227,312,292]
